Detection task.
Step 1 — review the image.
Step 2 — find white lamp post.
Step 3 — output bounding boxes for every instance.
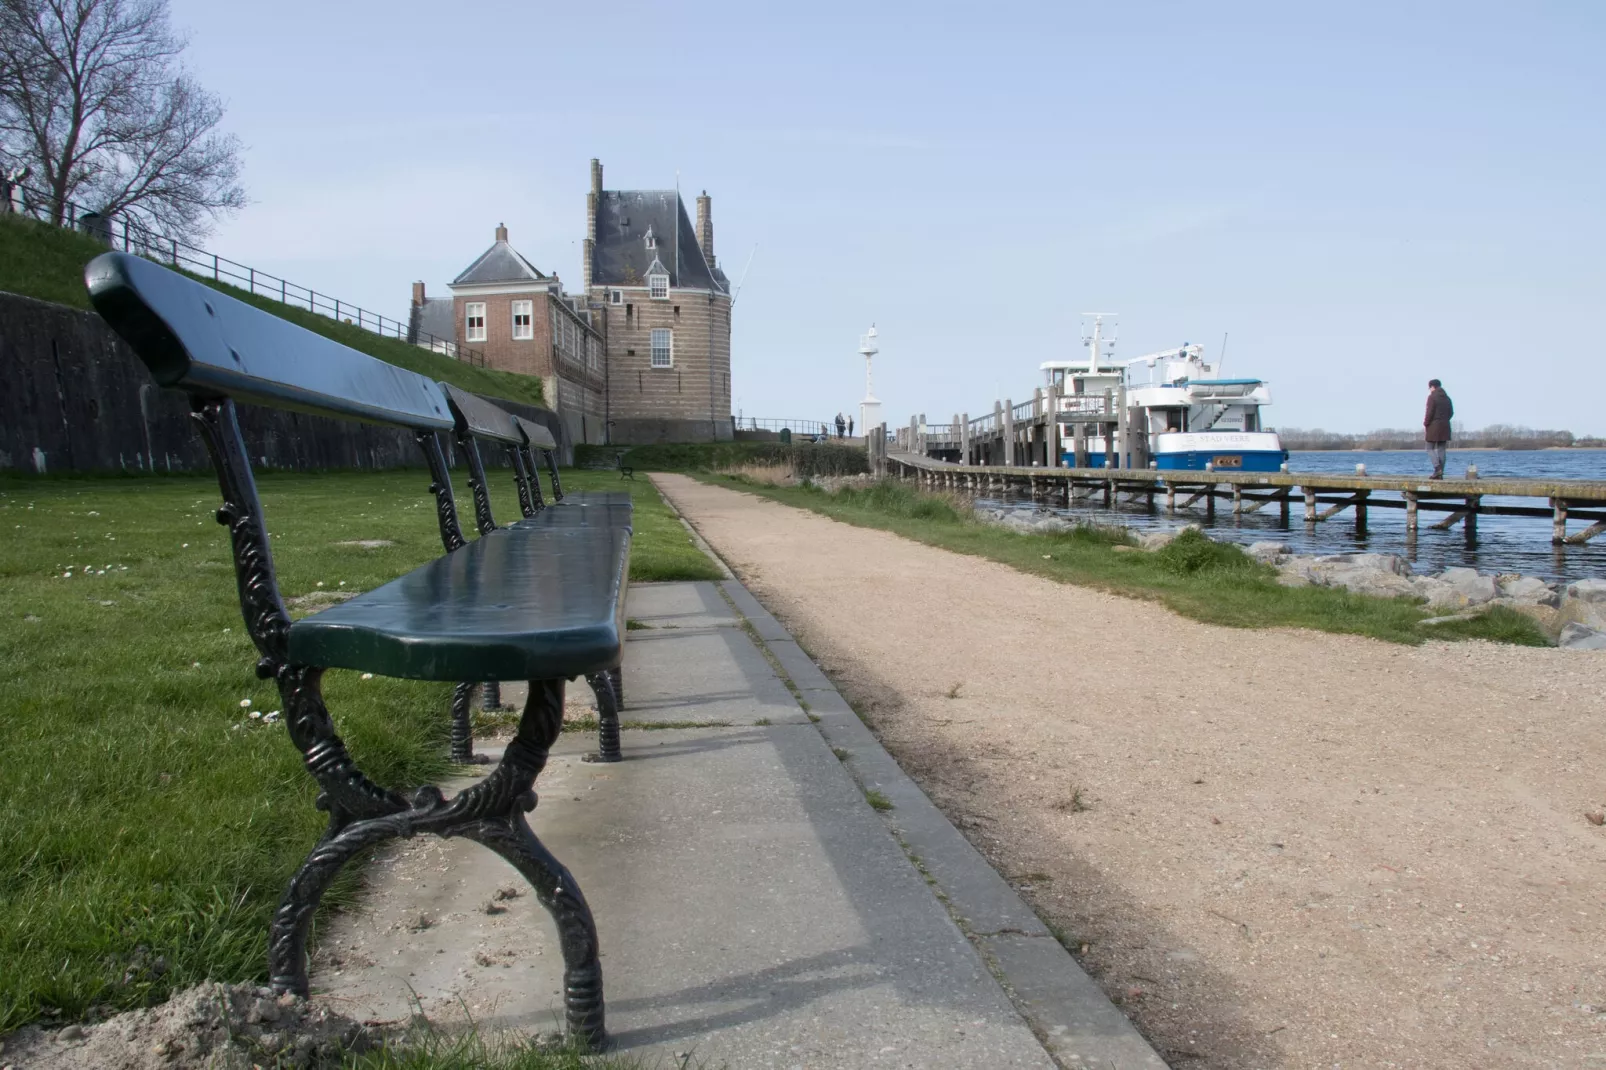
[859,325,881,437]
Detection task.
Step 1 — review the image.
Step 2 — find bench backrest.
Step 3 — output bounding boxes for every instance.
[443,383,523,445]
[86,252,453,431]
[515,416,557,451]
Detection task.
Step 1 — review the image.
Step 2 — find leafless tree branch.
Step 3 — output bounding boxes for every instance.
[0,0,244,239]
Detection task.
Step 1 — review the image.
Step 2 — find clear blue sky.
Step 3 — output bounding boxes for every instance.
[169,0,1606,436]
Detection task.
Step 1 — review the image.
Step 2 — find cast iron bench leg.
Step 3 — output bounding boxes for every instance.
[268,676,606,1046]
[583,671,623,763]
[450,682,490,765]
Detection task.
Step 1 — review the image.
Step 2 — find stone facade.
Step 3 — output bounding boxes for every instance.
[582,160,734,444]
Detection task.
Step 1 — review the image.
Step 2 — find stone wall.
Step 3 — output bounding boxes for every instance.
[0,290,563,472]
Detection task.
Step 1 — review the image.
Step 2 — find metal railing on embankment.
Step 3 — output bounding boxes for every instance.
[3,181,484,366]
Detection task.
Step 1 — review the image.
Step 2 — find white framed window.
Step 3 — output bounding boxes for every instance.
[610,289,623,305]
[511,300,533,340]
[648,273,668,300]
[464,302,486,343]
[650,328,672,368]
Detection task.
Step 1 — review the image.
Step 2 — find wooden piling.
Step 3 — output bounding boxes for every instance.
[1466,496,1479,542]
[1553,497,1567,544]
[1304,488,1317,525]
[1166,484,1176,515]
[1232,485,1243,516]
[1355,490,1369,534]
[1405,491,1418,537]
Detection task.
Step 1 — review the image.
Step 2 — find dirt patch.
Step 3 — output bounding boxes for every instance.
[1,983,372,1069]
[334,540,394,550]
[285,589,357,613]
[653,473,1606,1070]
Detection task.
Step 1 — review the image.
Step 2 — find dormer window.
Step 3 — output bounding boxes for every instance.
[610,289,623,305]
[643,225,656,251]
[649,274,669,299]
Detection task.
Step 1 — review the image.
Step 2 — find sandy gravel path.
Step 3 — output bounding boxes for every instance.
[652,473,1606,1070]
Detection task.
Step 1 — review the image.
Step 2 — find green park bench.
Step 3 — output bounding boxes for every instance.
[85,250,623,1045]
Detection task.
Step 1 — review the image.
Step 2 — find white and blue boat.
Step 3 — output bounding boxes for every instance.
[1042,316,1287,473]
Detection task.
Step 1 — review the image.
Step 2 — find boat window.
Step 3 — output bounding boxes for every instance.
[1245,410,1259,432]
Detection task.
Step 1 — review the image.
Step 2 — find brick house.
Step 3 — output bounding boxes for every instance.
[410,225,606,446]
[582,160,733,443]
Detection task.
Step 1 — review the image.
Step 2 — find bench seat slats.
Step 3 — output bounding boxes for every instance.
[85,252,454,431]
[288,526,629,681]
[515,492,634,532]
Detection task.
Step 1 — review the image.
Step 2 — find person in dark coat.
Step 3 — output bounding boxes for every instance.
[1424,379,1453,479]
[835,412,846,439]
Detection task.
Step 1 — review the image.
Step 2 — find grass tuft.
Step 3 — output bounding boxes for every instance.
[863,788,894,812]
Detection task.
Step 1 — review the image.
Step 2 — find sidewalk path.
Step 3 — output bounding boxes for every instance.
[313,580,1160,1068]
[650,473,1606,1070]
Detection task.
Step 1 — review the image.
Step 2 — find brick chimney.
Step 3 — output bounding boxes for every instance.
[584,158,601,290]
[695,191,714,266]
[495,222,508,242]
[411,281,425,307]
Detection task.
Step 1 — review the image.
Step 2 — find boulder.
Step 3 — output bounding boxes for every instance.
[1565,578,1606,604]
[1296,553,1417,598]
[1438,567,1498,606]
[1246,541,1289,563]
[1497,575,1561,607]
[1559,622,1606,651]
[1139,530,1179,551]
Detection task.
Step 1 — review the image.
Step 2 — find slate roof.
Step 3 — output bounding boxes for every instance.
[451,239,547,286]
[412,297,455,346]
[594,190,726,293]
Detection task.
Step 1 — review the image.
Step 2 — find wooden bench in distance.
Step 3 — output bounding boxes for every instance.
[85,250,617,1046]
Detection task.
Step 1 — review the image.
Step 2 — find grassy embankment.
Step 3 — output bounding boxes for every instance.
[0,467,718,1034]
[0,211,545,409]
[704,476,1548,648]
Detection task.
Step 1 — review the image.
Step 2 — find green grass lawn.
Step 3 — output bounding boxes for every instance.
[703,476,1548,648]
[0,211,545,409]
[0,466,716,1032]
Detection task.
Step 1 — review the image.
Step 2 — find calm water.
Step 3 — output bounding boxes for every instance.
[982,449,1606,584]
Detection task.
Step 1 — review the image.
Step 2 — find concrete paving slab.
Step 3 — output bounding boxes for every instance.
[622,625,807,726]
[625,581,735,631]
[315,724,1055,1068]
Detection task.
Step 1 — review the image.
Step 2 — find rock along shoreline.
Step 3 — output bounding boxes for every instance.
[973,505,1606,650]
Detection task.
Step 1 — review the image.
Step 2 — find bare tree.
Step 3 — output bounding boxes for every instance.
[0,0,244,239]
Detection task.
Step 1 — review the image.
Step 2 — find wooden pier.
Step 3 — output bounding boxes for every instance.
[874,445,1606,546]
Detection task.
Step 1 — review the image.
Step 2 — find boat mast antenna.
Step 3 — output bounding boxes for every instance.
[1081,313,1118,373]
[1218,331,1228,376]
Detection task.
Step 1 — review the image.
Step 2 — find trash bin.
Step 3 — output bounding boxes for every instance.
[779,428,792,444]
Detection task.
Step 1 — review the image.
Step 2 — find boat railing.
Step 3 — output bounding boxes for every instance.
[1058,395,1115,418]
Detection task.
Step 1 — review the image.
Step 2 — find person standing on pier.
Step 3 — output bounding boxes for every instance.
[836,412,846,439]
[1424,379,1454,479]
